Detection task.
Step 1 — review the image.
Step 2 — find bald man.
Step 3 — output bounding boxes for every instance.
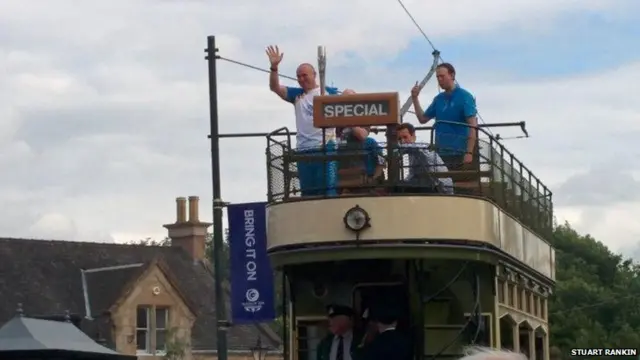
[267,45,352,197]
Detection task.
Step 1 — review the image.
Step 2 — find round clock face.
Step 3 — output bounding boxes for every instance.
[346,209,366,230]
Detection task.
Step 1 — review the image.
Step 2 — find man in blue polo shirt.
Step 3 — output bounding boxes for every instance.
[410,63,478,170]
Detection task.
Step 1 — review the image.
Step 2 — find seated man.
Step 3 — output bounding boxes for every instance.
[395,123,453,194]
[337,126,385,193]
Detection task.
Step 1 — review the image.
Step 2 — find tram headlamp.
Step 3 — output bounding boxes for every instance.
[343,205,370,232]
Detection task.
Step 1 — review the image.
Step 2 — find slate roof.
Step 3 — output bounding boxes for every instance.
[0,238,281,352]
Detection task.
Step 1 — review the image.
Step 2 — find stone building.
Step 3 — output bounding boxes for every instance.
[0,196,281,360]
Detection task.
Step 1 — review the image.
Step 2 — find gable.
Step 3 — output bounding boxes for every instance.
[0,237,282,351]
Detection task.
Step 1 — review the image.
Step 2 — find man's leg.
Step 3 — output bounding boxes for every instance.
[324,140,338,196]
[297,158,314,197]
[297,148,323,197]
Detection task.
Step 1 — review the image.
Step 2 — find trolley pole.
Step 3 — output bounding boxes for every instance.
[205,35,229,360]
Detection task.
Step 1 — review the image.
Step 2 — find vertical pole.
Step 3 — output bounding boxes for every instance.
[317,46,326,95]
[205,35,229,360]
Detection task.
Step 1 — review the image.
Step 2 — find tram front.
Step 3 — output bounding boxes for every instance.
[264,91,555,360]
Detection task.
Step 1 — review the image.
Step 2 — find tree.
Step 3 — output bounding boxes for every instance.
[549,223,640,359]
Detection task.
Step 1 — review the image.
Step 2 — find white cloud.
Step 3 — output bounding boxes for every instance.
[0,0,637,252]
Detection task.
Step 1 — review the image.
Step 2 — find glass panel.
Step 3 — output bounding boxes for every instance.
[136,330,148,351]
[156,308,168,329]
[156,329,167,352]
[136,307,148,328]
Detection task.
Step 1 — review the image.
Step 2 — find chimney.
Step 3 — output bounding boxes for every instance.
[163,196,212,261]
[188,196,199,223]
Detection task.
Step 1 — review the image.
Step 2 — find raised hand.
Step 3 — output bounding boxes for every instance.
[265,45,284,67]
[411,81,421,99]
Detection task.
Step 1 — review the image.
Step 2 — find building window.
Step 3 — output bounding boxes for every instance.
[136,306,170,355]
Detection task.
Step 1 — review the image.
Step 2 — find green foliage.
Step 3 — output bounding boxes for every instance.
[549,222,640,359]
[163,327,187,360]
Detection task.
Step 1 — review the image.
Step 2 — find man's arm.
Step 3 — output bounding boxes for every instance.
[412,97,436,124]
[463,93,478,155]
[269,68,288,101]
[269,69,303,103]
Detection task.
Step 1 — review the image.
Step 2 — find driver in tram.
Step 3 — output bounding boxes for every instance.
[316,305,364,360]
[357,308,378,349]
[362,303,411,360]
[266,45,354,197]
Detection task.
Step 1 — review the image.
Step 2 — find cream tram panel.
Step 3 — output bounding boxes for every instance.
[267,196,555,279]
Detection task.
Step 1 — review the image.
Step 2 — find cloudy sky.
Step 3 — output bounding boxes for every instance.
[1,0,638,252]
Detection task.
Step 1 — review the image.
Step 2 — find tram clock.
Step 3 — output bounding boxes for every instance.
[343,205,371,232]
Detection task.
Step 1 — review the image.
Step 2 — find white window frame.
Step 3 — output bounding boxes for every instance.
[135,306,152,355]
[135,306,170,356]
[154,307,169,356]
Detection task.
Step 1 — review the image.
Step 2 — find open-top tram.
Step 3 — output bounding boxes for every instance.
[263,86,555,360]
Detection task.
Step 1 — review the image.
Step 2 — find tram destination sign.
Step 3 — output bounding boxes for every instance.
[313,92,399,128]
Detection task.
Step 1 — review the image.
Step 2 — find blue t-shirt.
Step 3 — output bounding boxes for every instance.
[424,86,477,156]
[363,137,384,176]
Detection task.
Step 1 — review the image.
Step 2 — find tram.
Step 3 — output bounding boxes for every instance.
[262,48,554,360]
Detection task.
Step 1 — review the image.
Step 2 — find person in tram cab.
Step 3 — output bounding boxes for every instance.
[410,63,479,171]
[266,45,354,197]
[395,123,454,194]
[336,126,385,193]
[316,304,364,360]
[362,303,411,360]
[357,308,378,350]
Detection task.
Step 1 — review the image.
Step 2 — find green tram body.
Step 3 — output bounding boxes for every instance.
[264,110,555,360]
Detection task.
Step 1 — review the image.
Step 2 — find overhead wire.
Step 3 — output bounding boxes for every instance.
[217,55,421,115]
[394,0,495,137]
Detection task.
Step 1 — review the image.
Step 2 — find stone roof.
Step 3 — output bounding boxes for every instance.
[0,238,281,351]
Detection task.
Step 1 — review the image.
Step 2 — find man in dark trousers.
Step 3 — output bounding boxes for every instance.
[363,304,412,360]
[317,305,364,360]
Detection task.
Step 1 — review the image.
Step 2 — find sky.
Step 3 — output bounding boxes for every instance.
[0,0,639,254]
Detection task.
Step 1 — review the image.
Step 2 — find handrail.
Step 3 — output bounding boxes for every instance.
[431,120,550,198]
[264,124,553,237]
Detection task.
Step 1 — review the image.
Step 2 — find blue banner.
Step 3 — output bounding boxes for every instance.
[228,202,275,324]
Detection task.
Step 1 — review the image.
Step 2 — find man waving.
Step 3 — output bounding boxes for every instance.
[267,45,353,197]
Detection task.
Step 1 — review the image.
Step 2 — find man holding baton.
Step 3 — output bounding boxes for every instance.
[266,45,353,196]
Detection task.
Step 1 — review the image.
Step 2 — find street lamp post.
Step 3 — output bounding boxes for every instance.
[251,337,268,360]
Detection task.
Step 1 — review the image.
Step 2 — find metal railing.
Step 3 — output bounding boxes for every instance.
[265,124,553,237]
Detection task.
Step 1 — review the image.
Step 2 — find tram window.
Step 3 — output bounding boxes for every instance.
[296,318,329,360]
[464,313,492,347]
[507,284,516,307]
[525,291,532,313]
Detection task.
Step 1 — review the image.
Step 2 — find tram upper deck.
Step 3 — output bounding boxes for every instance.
[263,92,555,283]
[266,123,553,238]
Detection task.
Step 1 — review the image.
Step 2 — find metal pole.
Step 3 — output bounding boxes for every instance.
[205,35,229,360]
[317,46,326,95]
